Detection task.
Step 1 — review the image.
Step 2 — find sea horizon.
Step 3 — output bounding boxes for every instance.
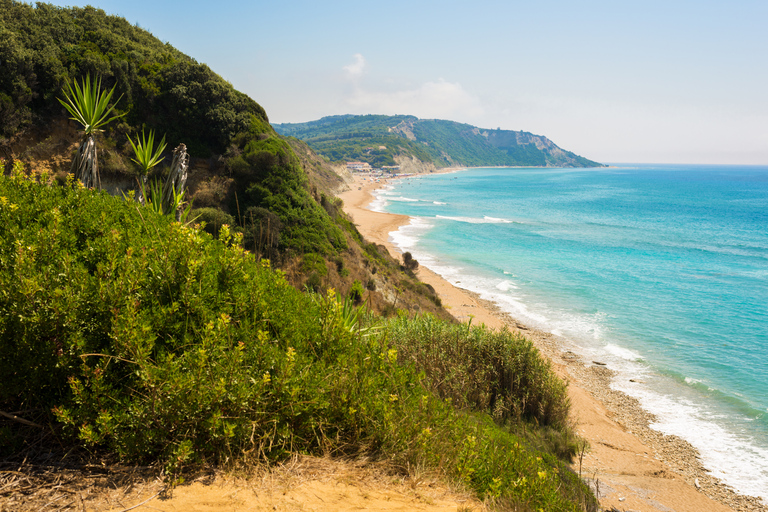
[375,163,768,502]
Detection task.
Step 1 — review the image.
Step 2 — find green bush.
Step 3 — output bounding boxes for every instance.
[385,315,572,433]
[301,253,327,276]
[191,206,235,238]
[349,279,364,304]
[0,175,594,509]
[304,272,322,293]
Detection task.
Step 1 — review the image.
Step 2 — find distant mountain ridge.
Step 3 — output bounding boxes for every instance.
[274,114,603,169]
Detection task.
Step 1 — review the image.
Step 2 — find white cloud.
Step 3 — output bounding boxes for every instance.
[343,53,366,78]
[345,79,485,122]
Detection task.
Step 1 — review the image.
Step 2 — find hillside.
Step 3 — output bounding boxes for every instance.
[0,0,451,319]
[274,114,604,169]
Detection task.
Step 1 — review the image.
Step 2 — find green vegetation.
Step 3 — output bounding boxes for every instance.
[0,0,265,156]
[274,115,604,168]
[1,1,348,260]
[225,118,347,259]
[0,173,596,510]
[127,128,166,178]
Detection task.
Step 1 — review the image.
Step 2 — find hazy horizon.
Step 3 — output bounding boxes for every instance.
[39,0,768,166]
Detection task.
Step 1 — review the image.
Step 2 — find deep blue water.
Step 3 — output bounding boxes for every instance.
[374,164,768,499]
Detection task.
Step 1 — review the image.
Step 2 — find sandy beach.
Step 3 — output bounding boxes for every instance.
[339,173,767,512]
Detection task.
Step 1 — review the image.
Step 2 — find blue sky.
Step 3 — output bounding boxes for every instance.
[43,0,768,164]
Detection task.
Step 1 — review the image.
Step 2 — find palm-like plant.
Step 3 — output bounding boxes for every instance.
[127,129,167,204]
[58,75,123,189]
[162,144,191,221]
[126,134,195,222]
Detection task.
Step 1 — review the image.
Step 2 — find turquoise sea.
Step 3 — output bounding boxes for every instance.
[373,164,768,501]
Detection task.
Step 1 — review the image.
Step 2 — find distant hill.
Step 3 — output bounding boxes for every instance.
[274,115,603,169]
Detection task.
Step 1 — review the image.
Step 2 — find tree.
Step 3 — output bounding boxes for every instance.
[58,75,123,188]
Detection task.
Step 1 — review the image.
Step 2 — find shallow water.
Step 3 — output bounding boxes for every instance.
[377,164,768,500]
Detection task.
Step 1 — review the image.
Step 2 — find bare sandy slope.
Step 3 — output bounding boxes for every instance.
[338,173,766,512]
[94,457,482,512]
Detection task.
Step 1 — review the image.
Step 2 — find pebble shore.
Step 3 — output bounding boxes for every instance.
[482,297,767,512]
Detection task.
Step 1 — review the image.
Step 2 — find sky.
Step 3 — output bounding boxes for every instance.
[42,0,768,164]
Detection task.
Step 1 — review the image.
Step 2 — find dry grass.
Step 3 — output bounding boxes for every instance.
[1,455,484,512]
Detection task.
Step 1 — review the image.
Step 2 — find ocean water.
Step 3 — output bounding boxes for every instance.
[374,164,768,501]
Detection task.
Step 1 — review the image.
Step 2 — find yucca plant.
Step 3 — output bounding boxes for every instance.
[58,75,123,189]
[128,138,195,223]
[162,143,190,221]
[127,129,167,204]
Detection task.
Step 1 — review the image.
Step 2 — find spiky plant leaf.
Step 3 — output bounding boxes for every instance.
[127,129,167,176]
[58,75,123,135]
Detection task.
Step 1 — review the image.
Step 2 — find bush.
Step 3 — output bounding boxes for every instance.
[305,272,322,293]
[402,251,418,271]
[0,175,594,509]
[301,253,327,276]
[349,279,365,304]
[385,315,572,433]
[192,206,235,238]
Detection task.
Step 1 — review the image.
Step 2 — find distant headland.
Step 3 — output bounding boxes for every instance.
[274,114,604,172]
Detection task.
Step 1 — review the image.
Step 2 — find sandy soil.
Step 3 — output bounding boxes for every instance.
[337,173,767,512]
[7,456,483,512]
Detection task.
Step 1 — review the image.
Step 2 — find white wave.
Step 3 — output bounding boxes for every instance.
[389,196,420,202]
[613,381,768,501]
[604,343,644,361]
[435,215,517,224]
[495,280,519,292]
[484,216,516,223]
[433,201,447,205]
[368,185,396,212]
[389,217,434,251]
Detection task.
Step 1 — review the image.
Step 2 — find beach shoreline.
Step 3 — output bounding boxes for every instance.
[338,171,766,512]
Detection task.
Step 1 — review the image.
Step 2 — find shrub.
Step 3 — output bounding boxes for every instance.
[191,206,235,238]
[305,272,322,293]
[349,279,365,304]
[301,253,328,276]
[385,315,572,433]
[0,175,594,509]
[402,251,419,271]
